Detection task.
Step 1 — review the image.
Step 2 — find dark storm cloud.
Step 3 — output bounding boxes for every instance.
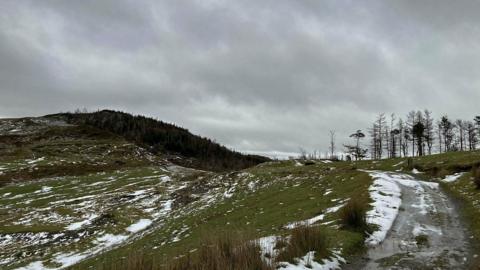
[1,0,480,156]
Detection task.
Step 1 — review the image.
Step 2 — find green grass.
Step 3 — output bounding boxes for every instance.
[69,160,372,269]
[6,133,480,270]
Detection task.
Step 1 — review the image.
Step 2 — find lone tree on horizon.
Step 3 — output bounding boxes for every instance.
[345,130,368,160]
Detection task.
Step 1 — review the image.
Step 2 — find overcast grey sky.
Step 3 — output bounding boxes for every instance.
[1,1,480,157]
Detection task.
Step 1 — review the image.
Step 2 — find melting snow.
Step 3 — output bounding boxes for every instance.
[27,157,45,165]
[285,200,348,229]
[66,214,99,231]
[34,186,52,194]
[160,175,171,182]
[442,172,466,183]
[278,250,345,270]
[393,161,405,167]
[258,236,279,263]
[412,168,422,174]
[365,171,440,245]
[126,219,152,233]
[96,233,128,245]
[365,171,402,246]
[413,223,443,236]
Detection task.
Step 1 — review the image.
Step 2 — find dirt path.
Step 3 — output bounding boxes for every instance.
[348,172,473,269]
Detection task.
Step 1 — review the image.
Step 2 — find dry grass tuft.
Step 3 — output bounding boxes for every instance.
[339,198,371,234]
[276,225,328,264]
[91,233,274,270]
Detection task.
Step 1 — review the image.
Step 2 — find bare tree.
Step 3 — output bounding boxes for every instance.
[437,120,443,153]
[466,121,477,150]
[455,119,466,151]
[374,113,386,159]
[475,116,480,144]
[440,116,454,152]
[424,110,434,155]
[298,147,307,160]
[397,118,408,157]
[407,111,416,156]
[329,130,336,159]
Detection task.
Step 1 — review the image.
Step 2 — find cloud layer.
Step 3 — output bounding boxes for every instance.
[1,0,480,156]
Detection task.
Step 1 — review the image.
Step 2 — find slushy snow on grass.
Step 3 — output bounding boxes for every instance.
[365,171,402,246]
[277,250,345,270]
[126,219,153,233]
[441,172,465,183]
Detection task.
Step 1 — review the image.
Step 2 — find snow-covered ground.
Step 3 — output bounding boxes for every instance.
[277,250,345,270]
[257,236,345,270]
[364,171,439,246]
[358,171,472,269]
[284,199,348,229]
[441,172,466,183]
[0,163,263,270]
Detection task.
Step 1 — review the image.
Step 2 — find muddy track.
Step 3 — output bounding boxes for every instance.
[347,172,474,270]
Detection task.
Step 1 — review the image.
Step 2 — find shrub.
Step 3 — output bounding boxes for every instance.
[406,158,414,170]
[339,198,371,234]
[276,225,328,264]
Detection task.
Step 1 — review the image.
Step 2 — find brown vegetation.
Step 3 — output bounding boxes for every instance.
[276,225,328,264]
[339,198,371,234]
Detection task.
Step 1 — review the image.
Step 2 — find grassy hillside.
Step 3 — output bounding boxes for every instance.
[0,117,159,187]
[2,115,480,269]
[68,160,373,269]
[69,150,480,269]
[47,110,269,172]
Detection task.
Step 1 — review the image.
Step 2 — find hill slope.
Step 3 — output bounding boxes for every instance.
[2,114,480,269]
[46,110,269,172]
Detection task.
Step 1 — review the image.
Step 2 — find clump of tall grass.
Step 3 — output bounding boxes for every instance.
[93,232,274,270]
[167,232,273,270]
[275,225,328,264]
[339,198,371,234]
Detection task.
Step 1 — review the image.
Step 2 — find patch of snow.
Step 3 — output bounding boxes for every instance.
[160,175,171,182]
[34,186,52,194]
[412,168,422,174]
[325,201,348,213]
[126,219,152,233]
[285,214,325,229]
[393,161,405,167]
[278,250,345,270]
[442,172,465,183]
[285,201,347,229]
[15,261,45,270]
[248,181,257,191]
[258,236,279,263]
[66,214,99,231]
[223,184,237,198]
[412,223,443,236]
[129,190,146,196]
[365,171,402,246]
[96,233,128,246]
[365,171,441,245]
[27,157,45,165]
[54,253,88,268]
